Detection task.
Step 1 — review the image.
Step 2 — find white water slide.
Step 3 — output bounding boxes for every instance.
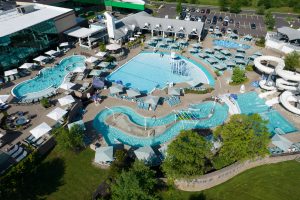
[280,91,300,115]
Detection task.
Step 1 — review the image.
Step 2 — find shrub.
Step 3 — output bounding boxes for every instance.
[99,42,106,52]
[256,37,266,47]
[284,51,300,71]
[184,87,214,94]
[40,98,50,108]
[231,67,247,85]
[245,65,254,71]
[104,55,116,63]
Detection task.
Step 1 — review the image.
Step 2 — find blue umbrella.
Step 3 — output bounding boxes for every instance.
[116,80,123,85]
[230,94,238,100]
[92,77,104,89]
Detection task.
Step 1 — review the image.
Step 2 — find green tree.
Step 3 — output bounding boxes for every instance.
[265,10,275,30]
[213,114,270,169]
[230,0,241,13]
[99,42,106,52]
[256,5,265,15]
[219,0,228,11]
[176,0,182,14]
[162,130,212,179]
[40,97,50,108]
[231,67,247,84]
[111,160,158,200]
[109,149,133,177]
[255,36,266,47]
[55,125,84,151]
[284,51,300,71]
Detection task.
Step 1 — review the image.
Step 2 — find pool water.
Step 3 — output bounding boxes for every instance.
[12,55,86,98]
[107,52,215,93]
[93,101,228,147]
[213,40,251,49]
[236,92,297,134]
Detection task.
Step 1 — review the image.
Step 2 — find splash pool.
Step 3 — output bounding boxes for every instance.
[213,40,250,49]
[236,92,297,134]
[107,52,215,93]
[93,101,228,147]
[12,55,86,99]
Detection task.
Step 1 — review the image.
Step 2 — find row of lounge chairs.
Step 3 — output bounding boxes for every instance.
[76,73,86,81]
[4,70,31,83]
[137,101,150,110]
[79,82,90,92]
[7,144,28,162]
[25,134,45,148]
[165,96,181,107]
[18,90,58,104]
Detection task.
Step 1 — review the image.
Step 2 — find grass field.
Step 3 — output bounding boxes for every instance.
[161,160,300,200]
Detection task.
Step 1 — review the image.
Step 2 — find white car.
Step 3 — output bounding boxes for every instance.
[215,26,220,31]
[227,28,232,34]
[209,26,214,32]
[224,16,229,22]
[196,8,200,13]
[184,16,190,21]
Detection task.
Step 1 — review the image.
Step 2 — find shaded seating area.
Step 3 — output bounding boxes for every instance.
[165,96,181,107]
[94,146,114,165]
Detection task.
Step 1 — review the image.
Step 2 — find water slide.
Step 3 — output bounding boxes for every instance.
[276,78,299,91]
[265,97,279,106]
[258,90,277,98]
[279,91,300,115]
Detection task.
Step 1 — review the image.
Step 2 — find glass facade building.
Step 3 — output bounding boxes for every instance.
[0,19,59,71]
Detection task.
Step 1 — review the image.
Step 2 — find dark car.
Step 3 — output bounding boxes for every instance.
[190,16,195,21]
[206,9,210,14]
[221,27,226,34]
[212,16,217,24]
[206,18,211,24]
[201,9,205,13]
[223,21,228,26]
[229,18,234,24]
[201,15,207,22]
[190,8,195,12]
[218,16,223,22]
[251,23,256,29]
[182,7,186,12]
[180,12,186,20]
[233,29,238,34]
[235,22,240,28]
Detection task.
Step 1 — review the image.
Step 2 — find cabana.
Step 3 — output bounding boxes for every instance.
[45,50,59,57]
[58,95,75,106]
[19,63,35,69]
[236,48,246,53]
[98,62,110,68]
[4,69,18,77]
[30,122,52,139]
[33,55,48,64]
[95,51,107,58]
[126,88,141,97]
[94,146,114,164]
[68,120,86,130]
[235,53,245,59]
[272,134,293,152]
[85,56,99,64]
[0,95,10,104]
[205,48,214,54]
[207,58,218,64]
[220,49,231,56]
[214,54,226,60]
[47,107,67,121]
[59,82,75,90]
[134,146,155,163]
[109,84,123,94]
[168,87,181,96]
[144,96,160,108]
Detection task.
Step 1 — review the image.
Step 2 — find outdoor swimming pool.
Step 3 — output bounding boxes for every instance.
[213,40,251,49]
[93,101,228,147]
[12,55,85,99]
[107,52,215,93]
[236,92,297,134]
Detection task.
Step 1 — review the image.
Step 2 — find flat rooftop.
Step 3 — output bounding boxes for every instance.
[0,3,73,37]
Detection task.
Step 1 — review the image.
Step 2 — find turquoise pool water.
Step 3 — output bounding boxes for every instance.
[213,40,251,49]
[12,55,86,98]
[107,52,215,93]
[236,92,297,134]
[93,101,228,147]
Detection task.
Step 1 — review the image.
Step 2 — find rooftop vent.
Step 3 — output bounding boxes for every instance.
[17,5,35,14]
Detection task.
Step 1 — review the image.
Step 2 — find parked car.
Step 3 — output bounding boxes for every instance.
[186,8,190,12]
[201,15,207,22]
[0,103,9,110]
[223,21,228,26]
[182,7,186,12]
[196,8,200,13]
[206,9,210,14]
[190,8,195,12]
[227,28,232,34]
[212,16,217,24]
[235,22,240,28]
[251,23,256,29]
[229,18,234,24]
[218,16,223,22]
[206,18,211,24]
[224,16,229,22]
[201,9,205,13]
[215,26,220,31]
[209,26,214,32]
[233,29,238,34]
[221,27,226,34]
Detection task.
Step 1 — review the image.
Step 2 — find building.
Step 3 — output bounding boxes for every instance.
[0,3,77,71]
[265,26,300,54]
[104,0,145,12]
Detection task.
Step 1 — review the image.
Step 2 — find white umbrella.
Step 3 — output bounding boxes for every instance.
[30,122,52,139]
[73,66,86,73]
[95,146,114,163]
[0,95,10,104]
[58,95,75,106]
[47,107,67,121]
[126,88,141,97]
[19,63,34,69]
[59,42,69,47]
[109,84,123,94]
[129,37,135,41]
[4,69,18,76]
[106,43,121,51]
[85,56,98,63]
[137,31,142,35]
[33,55,48,62]
[144,96,160,106]
[59,82,75,90]
[45,50,58,57]
[95,51,107,57]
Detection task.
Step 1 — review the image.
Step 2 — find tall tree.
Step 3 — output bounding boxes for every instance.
[284,51,300,71]
[162,130,212,179]
[231,67,247,84]
[176,0,182,14]
[213,114,270,169]
[265,10,275,30]
[55,125,84,151]
[229,0,241,13]
[219,0,228,11]
[111,160,158,200]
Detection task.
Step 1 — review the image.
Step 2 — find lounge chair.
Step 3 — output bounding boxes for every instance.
[16,151,27,162]
[11,147,23,158]
[7,145,18,155]
[9,75,15,81]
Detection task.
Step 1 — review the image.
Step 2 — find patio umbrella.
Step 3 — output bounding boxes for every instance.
[68,120,86,131]
[106,43,121,51]
[30,122,52,139]
[59,82,75,90]
[19,63,34,69]
[168,87,181,96]
[85,56,98,63]
[0,95,10,104]
[137,31,142,35]
[109,84,123,94]
[126,88,141,97]
[33,55,48,63]
[59,42,70,47]
[95,51,107,57]
[144,95,159,107]
[47,107,67,121]
[95,146,114,163]
[92,77,105,89]
[4,69,18,76]
[58,95,75,106]
[134,146,155,161]
[98,62,110,68]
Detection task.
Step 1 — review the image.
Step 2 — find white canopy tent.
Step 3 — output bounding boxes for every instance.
[19,63,35,69]
[58,95,75,106]
[4,69,18,77]
[45,50,58,57]
[47,107,67,121]
[33,55,48,63]
[95,51,107,57]
[85,56,99,63]
[134,146,155,161]
[0,95,10,104]
[106,43,121,51]
[59,82,76,90]
[30,122,52,139]
[94,146,114,164]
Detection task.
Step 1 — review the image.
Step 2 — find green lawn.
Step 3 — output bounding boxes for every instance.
[161,160,300,200]
[40,147,109,200]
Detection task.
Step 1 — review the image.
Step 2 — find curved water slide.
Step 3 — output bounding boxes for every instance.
[280,91,300,115]
[276,78,299,91]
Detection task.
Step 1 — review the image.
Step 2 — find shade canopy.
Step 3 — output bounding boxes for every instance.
[168,87,181,96]
[106,43,121,51]
[272,134,293,152]
[191,43,201,48]
[198,53,208,58]
[0,95,10,104]
[92,77,105,88]
[235,53,245,58]
[59,82,75,90]
[220,49,231,55]
[235,59,246,64]
[95,146,114,163]
[215,65,226,70]
[178,40,188,44]
[170,43,179,48]
[214,46,222,50]
[58,95,75,106]
[126,88,141,97]
[207,58,217,64]
[85,56,98,63]
[33,55,48,62]
[89,69,102,76]
[73,66,86,73]
[98,62,110,68]
[19,63,34,69]
[188,48,198,53]
[214,54,225,60]
[30,122,52,139]
[68,120,86,131]
[95,51,107,57]
[45,50,58,57]
[144,96,160,106]
[253,51,262,56]
[59,42,70,47]
[205,48,214,54]
[109,84,123,94]
[225,60,235,67]
[134,146,155,161]
[4,69,18,76]
[236,48,246,53]
[47,107,67,121]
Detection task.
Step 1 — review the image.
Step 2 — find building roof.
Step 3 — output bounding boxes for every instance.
[278,27,300,41]
[65,26,104,38]
[0,3,73,37]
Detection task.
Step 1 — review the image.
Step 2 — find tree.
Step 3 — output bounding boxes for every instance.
[213,114,270,169]
[255,36,266,47]
[265,10,275,30]
[99,42,106,52]
[231,67,247,84]
[256,5,265,15]
[219,0,228,11]
[230,0,241,13]
[284,51,300,71]
[40,98,50,108]
[109,149,133,177]
[111,160,158,200]
[162,130,212,179]
[176,0,182,14]
[55,125,84,151]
